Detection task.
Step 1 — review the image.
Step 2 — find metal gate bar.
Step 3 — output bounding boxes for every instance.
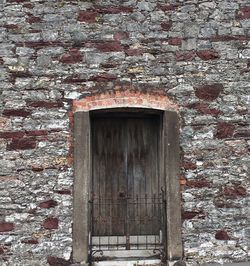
[89,194,166,262]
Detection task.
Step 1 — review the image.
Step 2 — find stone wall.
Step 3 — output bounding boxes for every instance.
[0,0,249,265]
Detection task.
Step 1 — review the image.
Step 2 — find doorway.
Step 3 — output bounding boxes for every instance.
[72,108,182,264]
[90,111,165,261]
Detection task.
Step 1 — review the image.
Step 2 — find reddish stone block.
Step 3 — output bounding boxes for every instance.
[197,50,219,60]
[43,217,58,229]
[19,41,62,49]
[7,137,36,150]
[176,51,196,61]
[182,211,204,220]
[54,189,71,195]
[0,246,4,255]
[236,6,250,20]
[195,84,223,101]
[26,14,42,24]
[3,24,19,29]
[100,63,119,68]
[215,230,230,240]
[63,76,86,83]
[28,30,42,35]
[47,256,71,266]
[89,73,117,82]
[182,161,197,170]
[67,156,73,166]
[168,37,182,46]
[3,109,31,117]
[206,35,250,42]
[28,208,37,214]
[78,11,99,23]
[28,101,64,108]
[186,178,211,188]
[23,3,33,8]
[180,175,187,186]
[39,200,57,209]
[26,130,48,136]
[21,239,39,244]
[160,22,172,31]
[32,166,44,172]
[114,31,129,41]
[60,48,83,64]
[187,102,221,116]
[8,0,26,2]
[221,185,247,199]
[0,131,25,139]
[203,107,221,116]
[0,245,9,255]
[216,122,235,139]
[95,6,133,14]
[0,176,17,181]
[0,222,14,232]
[125,49,144,56]
[141,38,159,44]
[95,41,122,52]
[10,72,32,80]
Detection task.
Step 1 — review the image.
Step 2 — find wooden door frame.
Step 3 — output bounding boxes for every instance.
[72,109,183,264]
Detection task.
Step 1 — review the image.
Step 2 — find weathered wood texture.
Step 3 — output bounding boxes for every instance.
[73,112,90,263]
[91,116,161,237]
[163,111,183,260]
[92,118,127,236]
[127,118,160,235]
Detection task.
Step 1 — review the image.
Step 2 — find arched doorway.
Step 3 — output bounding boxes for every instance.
[90,109,164,262]
[73,108,182,265]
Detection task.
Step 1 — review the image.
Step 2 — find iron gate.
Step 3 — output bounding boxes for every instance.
[89,193,166,262]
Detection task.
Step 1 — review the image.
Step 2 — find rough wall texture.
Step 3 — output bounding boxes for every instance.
[0,0,249,265]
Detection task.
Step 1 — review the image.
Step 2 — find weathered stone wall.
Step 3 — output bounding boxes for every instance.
[0,0,249,265]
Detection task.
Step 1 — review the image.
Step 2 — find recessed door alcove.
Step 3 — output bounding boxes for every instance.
[73,108,182,265]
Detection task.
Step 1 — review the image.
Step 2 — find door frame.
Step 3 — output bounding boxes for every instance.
[90,112,162,252]
[72,108,183,264]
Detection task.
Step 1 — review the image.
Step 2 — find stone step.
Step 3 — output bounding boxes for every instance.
[93,259,161,266]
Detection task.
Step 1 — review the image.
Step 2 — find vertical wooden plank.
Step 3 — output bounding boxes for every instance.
[127,117,160,235]
[92,118,127,236]
[73,111,90,263]
[163,111,183,260]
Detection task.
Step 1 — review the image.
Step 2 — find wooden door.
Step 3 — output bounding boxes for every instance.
[127,118,160,235]
[91,115,160,237]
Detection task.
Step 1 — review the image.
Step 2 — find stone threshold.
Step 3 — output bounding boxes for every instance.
[202,263,249,266]
[74,261,249,266]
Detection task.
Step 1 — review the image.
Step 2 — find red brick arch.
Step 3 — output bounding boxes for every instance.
[73,90,178,112]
